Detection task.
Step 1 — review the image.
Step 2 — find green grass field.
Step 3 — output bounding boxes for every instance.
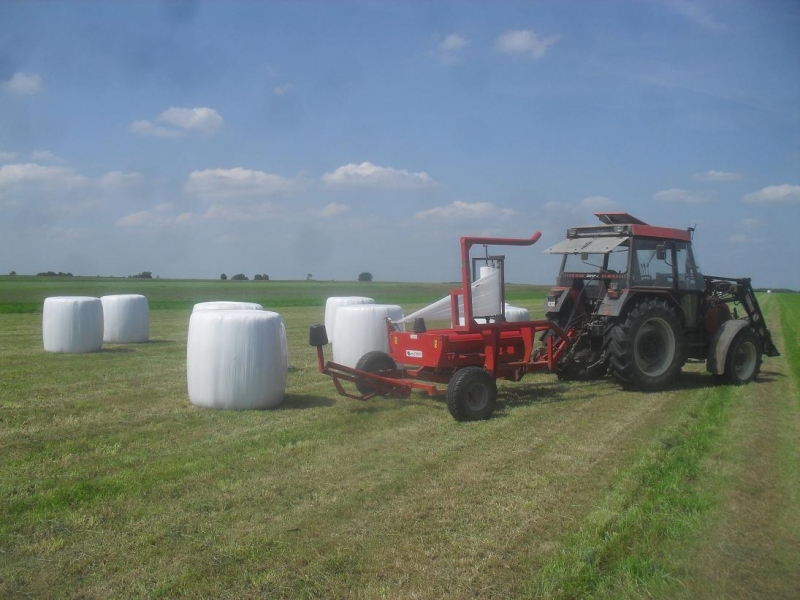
[1,279,798,598]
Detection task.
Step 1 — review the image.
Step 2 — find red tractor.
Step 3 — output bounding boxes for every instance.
[310,213,779,420]
[544,212,779,389]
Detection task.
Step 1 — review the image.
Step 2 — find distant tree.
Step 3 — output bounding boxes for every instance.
[9,270,16,276]
[220,273,228,281]
[232,273,249,281]
[254,274,263,280]
[358,272,373,282]
[306,273,313,281]
[130,271,153,279]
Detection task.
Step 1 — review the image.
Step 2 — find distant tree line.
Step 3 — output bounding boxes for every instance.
[128,271,154,279]
[220,273,270,281]
[37,271,73,277]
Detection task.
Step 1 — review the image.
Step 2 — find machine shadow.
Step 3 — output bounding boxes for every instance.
[278,394,335,410]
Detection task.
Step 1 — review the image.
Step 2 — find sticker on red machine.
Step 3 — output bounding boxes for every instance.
[405,350,423,358]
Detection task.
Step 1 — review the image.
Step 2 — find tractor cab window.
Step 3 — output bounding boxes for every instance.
[633,239,674,286]
[676,242,704,290]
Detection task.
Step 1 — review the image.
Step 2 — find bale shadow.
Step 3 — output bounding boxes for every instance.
[99,347,135,354]
[144,339,174,345]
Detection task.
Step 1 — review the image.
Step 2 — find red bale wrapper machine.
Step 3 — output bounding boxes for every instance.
[309,231,569,421]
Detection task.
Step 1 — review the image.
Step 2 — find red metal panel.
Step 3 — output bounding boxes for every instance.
[630,224,691,241]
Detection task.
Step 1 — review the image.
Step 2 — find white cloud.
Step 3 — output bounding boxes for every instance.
[95,171,146,189]
[315,202,350,218]
[743,184,800,205]
[3,72,43,95]
[692,170,742,182]
[0,152,18,162]
[579,196,616,210]
[0,163,88,190]
[666,0,725,31]
[414,200,515,221]
[433,33,469,65]
[129,107,223,138]
[729,233,749,244]
[158,107,223,134]
[653,188,711,204]
[273,84,292,96]
[495,30,561,59]
[203,202,277,221]
[129,120,184,138]
[323,162,434,189]
[30,150,66,164]
[186,167,296,200]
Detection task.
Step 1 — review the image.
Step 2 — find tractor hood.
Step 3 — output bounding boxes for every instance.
[545,235,628,254]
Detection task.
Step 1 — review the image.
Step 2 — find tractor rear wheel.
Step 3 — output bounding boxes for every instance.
[446,367,497,421]
[355,351,397,396]
[720,327,762,385]
[605,298,685,390]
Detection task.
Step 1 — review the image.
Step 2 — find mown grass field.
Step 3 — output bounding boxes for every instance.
[1,277,798,598]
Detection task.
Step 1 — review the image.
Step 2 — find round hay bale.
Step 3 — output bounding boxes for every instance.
[332,304,403,368]
[504,304,530,322]
[192,301,263,313]
[43,296,104,353]
[187,309,288,410]
[101,294,149,343]
[324,296,374,344]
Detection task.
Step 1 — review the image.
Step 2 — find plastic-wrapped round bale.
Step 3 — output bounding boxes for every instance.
[324,296,374,344]
[42,296,104,353]
[504,304,530,322]
[332,304,403,368]
[101,294,149,343]
[187,309,288,410]
[192,301,263,313]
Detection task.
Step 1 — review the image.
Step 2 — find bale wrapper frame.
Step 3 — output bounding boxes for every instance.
[309,232,570,421]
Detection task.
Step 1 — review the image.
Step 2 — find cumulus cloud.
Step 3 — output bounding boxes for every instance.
[3,72,43,95]
[414,200,515,221]
[433,33,469,64]
[579,195,617,210]
[323,162,434,189]
[0,163,88,190]
[692,170,742,182]
[653,188,711,204]
[95,171,146,189]
[495,30,561,59]
[185,167,297,200]
[31,150,66,164]
[130,106,224,137]
[743,184,800,205]
[315,202,350,218]
[0,152,18,162]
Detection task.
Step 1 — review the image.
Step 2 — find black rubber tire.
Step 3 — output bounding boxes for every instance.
[446,367,497,421]
[721,327,762,386]
[354,351,397,396]
[605,298,685,390]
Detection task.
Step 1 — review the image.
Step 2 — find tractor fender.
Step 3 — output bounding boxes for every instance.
[707,319,750,374]
[597,290,632,317]
[544,287,570,314]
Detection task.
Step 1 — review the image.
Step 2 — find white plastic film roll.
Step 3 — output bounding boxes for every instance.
[192,301,263,312]
[332,304,403,368]
[504,304,530,322]
[324,296,374,344]
[187,309,288,410]
[101,294,149,343]
[42,296,104,353]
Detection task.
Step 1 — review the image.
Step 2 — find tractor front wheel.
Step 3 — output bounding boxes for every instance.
[720,327,762,386]
[354,351,397,396]
[446,367,497,421]
[605,298,685,390]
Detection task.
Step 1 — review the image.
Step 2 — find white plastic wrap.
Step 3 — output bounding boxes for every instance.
[332,304,404,368]
[101,294,149,343]
[187,309,288,410]
[42,296,104,353]
[324,296,374,343]
[192,301,263,312]
[504,304,530,322]
[398,268,503,324]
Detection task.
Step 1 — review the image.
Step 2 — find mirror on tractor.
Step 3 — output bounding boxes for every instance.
[656,244,666,261]
[581,252,589,261]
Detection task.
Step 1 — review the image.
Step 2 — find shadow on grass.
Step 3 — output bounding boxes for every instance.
[99,347,135,354]
[278,394,335,410]
[144,339,175,345]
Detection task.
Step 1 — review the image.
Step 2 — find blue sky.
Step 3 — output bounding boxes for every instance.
[1,0,799,287]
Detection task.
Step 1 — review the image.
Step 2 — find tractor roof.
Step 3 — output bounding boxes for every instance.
[545,213,691,254]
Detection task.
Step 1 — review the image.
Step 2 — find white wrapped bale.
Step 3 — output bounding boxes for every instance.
[324,296,374,343]
[187,309,288,410]
[332,304,403,368]
[192,301,263,312]
[42,296,104,353]
[101,294,149,343]
[504,304,530,322]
